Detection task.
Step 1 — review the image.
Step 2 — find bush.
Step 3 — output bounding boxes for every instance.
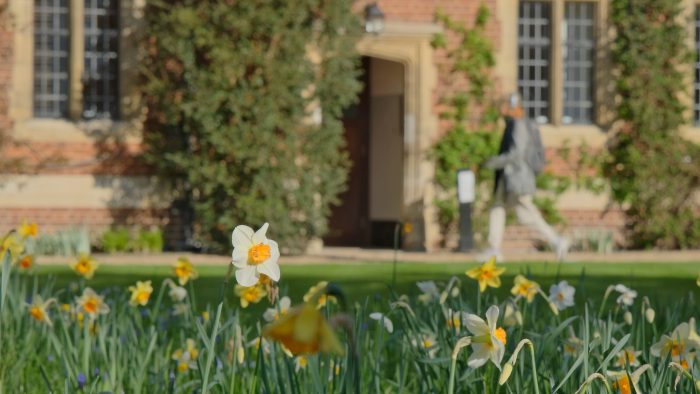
[607,0,700,249]
[100,227,165,254]
[140,0,361,253]
[100,228,131,254]
[34,227,91,256]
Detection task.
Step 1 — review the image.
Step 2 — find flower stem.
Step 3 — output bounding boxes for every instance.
[201,264,234,393]
[527,342,540,394]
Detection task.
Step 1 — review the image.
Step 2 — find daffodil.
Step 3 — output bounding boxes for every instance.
[71,254,98,279]
[549,280,575,311]
[294,356,308,372]
[263,296,291,322]
[369,312,394,333]
[234,283,267,308]
[17,254,34,270]
[613,284,637,306]
[1,233,23,263]
[651,322,697,366]
[446,309,469,333]
[26,295,56,326]
[128,280,153,307]
[231,223,280,287]
[606,365,651,394]
[563,327,582,356]
[173,257,198,285]
[502,302,523,327]
[411,334,438,358]
[614,347,641,368]
[262,300,344,355]
[511,275,539,303]
[75,287,110,318]
[18,221,38,238]
[304,281,337,309]
[465,257,506,293]
[416,281,440,304]
[464,305,506,369]
[247,337,271,355]
[167,282,187,302]
[172,339,199,373]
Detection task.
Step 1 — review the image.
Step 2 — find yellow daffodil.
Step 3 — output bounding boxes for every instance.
[202,311,209,322]
[128,280,153,307]
[510,275,540,303]
[172,339,199,373]
[466,256,506,293]
[465,305,506,369]
[75,287,110,318]
[71,254,98,279]
[17,255,34,270]
[263,301,344,355]
[234,283,267,308]
[615,347,641,368]
[26,295,56,326]
[173,257,198,286]
[1,233,23,263]
[231,223,281,286]
[18,221,38,238]
[304,281,337,309]
[263,296,291,322]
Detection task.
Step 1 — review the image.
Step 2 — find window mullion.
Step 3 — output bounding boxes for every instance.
[551,0,564,126]
[68,0,84,120]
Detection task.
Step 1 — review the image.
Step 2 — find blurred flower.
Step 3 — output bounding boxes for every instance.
[247,337,271,355]
[613,284,637,306]
[465,257,505,293]
[416,281,439,304]
[17,255,34,271]
[231,223,280,286]
[202,311,209,322]
[234,283,267,308]
[615,347,641,368]
[623,311,633,325]
[502,302,522,327]
[369,312,393,334]
[172,339,198,373]
[304,282,337,309]
[128,280,153,307]
[651,322,696,366]
[263,301,344,355]
[511,275,539,303]
[403,223,413,234]
[465,305,506,369]
[77,373,87,389]
[26,295,56,326]
[294,356,308,372]
[411,334,438,358]
[172,303,188,316]
[549,280,575,311]
[18,221,38,238]
[643,297,655,324]
[71,254,98,280]
[263,296,291,322]
[75,288,110,318]
[173,257,198,286]
[168,283,187,303]
[563,327,582,356]
[607,365,651,394]
[1,233,23,263]
[446,309,468,333]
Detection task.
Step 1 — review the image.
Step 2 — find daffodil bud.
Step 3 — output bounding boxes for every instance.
[237,347,245,364]
[548,301,559,316]
[499,362,514,385]
[450,286,460,298]
[695,379,700,391]
[515,310,523,326]
[624,311,633,325]
[645,308,655,324]
[439,291,448,305]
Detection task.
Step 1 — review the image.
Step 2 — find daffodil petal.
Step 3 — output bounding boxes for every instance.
[232,225,254,248]
[465,314,489,336]
[486,305,500,333]
[232,246,248,267]
[235,266,259,287]
[252,223,269,244]
[257,260,280,282]
[467,344,490,369]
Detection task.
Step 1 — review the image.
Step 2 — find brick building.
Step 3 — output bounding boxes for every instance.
[1,0,699,251]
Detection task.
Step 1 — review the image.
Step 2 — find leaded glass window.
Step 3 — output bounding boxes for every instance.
[33,0,70,118]
[562,2,595,124]
[518,1,551,124]
[83,0,120,119]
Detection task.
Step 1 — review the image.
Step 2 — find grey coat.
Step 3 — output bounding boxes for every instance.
[485,117,537,196]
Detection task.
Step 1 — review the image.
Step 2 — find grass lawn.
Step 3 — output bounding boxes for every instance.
[33,261,700,310]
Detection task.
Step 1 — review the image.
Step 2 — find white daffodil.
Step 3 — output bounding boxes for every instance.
[416,281,439,304]
[231,223,280,287]
[613,284,637,306]
[168,284,187,303]
[651,322,697,366]
[263,296,291,322]
[446,309,470,333]
[464,305,506,370]
[247,337,271,355]
[294,356,308,372]
[607,365,652,394]
[369,312,394,334]
[411,334,438,358]
[615,346,642,368]
[502,302,523,327]
[549,280,575,311]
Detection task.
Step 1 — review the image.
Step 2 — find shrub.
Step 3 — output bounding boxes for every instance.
[100,228,131,254]
[607,0,700,248]
[34,227,91,256]
[140,0,361,253]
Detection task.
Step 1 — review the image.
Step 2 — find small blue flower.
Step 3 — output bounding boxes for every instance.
[47,354,55,362]
[93,367,99,377]
[77,373,86,389]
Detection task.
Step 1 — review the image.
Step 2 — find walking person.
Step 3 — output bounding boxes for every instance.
[478,93,569,262]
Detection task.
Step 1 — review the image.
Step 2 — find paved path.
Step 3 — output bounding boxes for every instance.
[35,247,700,266]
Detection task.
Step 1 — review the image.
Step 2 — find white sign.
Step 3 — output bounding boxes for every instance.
[457,169,475,204]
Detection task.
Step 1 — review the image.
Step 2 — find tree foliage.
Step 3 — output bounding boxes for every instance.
[140,0,362,252]
[607,0,700,248]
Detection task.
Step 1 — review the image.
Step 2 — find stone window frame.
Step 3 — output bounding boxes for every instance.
[9,0,143,143]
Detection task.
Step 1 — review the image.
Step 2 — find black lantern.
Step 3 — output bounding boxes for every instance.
[364,3,385,34]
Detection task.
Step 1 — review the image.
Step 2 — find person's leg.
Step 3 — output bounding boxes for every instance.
[486,186,507,253]
[513,194,560,247]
